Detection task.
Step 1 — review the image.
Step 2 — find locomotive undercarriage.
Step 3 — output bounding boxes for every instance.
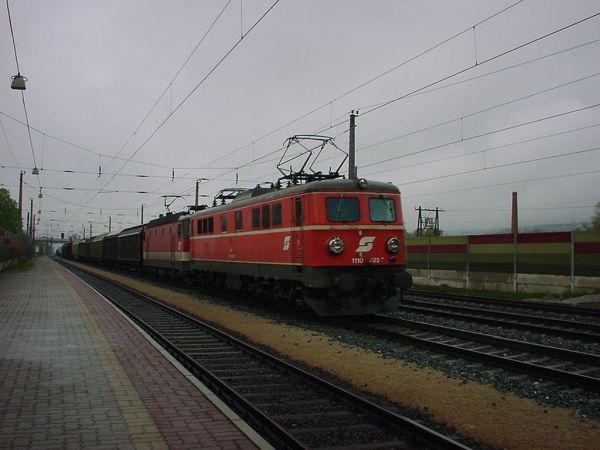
[189,261,412,316]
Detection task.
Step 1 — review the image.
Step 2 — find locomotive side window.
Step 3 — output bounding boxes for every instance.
[294,198,302,226]
[326,197,359,222]
[183,221,190,239]
[369,197,396,222]
[208,217,214,233]
[220,214,227,232]
[234,211,243,230]
[272,203,282,226]
[251,208,260,229]
[197,220,201,234]
[261,205,270,229]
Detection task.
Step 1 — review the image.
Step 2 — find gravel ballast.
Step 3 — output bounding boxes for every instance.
[64,260,600,450]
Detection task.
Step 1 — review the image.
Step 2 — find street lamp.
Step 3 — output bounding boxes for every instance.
[11,73,27,90]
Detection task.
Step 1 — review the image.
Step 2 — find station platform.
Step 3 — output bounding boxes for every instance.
[0,257,271,450]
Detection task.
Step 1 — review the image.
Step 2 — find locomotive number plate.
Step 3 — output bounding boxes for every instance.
[351,257,384,264]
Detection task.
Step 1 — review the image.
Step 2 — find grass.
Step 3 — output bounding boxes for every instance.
[5,258,34,272]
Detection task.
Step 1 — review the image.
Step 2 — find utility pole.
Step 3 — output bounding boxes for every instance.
[29,198,34,237]
[141,204,144,225]
[108,216,112,233]
[511,192,518,292]
[89,222,92,238]
[511,192,518,235]
[348,110,357,180]
[18,171,24,232]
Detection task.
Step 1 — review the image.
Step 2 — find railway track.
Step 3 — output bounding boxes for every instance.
[408,289,600,319]
[66,264,471,450]
[402,294,600,343]
[337,315,600,393]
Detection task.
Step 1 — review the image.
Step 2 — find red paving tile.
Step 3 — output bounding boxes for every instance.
[0,257,266,449]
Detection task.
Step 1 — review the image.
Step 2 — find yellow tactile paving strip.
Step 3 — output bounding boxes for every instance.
[52,264,168,449]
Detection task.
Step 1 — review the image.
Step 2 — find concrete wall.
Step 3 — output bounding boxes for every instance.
[409,268,600,294]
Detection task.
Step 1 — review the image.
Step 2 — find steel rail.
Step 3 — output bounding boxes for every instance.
[408,289,600,318]
[64,263,471,450]
[397,301,600,342]
[337,315,600,393]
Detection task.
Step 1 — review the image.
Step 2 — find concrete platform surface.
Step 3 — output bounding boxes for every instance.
[0,257,270,449]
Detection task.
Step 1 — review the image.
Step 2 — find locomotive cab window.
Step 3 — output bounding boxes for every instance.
[369,197,396,222]
[326,197,359,222]
[220,214,228,232]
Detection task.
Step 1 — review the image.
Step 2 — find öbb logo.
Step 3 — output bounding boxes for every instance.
[355,236,375,253]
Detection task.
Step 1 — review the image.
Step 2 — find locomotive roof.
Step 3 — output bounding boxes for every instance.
[186,178,400,219]
[145,211,187,228]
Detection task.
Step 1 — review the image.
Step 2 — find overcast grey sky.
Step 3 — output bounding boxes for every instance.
[2,0,599,237]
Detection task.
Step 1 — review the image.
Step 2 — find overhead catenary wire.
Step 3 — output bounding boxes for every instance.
[5,0,40,187]
[362,121,600,177]
[404,167,600,199]
[0,116,19,167]
[17,3,600,234]
[4,24,593,176]
[60,0,239,231]
[80,0,281,214]
[57,0,280,231]
[101,0,234,175]
[5,0,21,74]
[190,0,528,172]
[360,10,600,118]
[393,145,600,187]
[361,102,600,170]
[98,0,281,190]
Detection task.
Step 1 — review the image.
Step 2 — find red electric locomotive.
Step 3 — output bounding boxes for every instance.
[185,176,412,316]
[142,212,190,274]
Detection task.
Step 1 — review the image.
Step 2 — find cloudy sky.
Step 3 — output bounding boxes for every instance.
[2,0,599,238]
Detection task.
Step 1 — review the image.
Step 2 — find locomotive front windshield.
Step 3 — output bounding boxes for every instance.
[369,197,396,222]
[326,197,359,221]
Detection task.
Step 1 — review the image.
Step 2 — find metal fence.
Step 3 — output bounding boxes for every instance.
[406,232,600,279]
[0,227,31,266]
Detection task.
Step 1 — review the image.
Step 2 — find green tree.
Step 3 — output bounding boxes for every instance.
[0,188,20,233]
[583,201,600,233]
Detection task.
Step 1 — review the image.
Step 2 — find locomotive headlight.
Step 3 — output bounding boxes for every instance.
[328,236,345,255]
[386,236,401,253]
